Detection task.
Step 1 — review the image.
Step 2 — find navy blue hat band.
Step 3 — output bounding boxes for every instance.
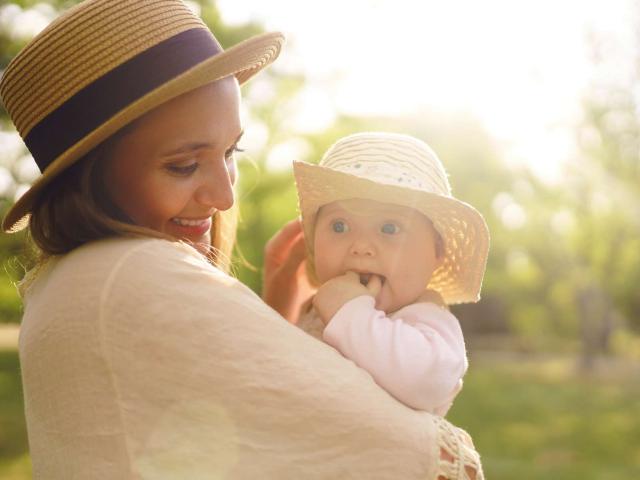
[24,28,221,172]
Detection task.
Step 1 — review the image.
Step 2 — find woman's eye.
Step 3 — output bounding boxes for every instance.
[331,220,349,233]
[225,144,245,160]
[381,223,400,235]
[167,163,198,176]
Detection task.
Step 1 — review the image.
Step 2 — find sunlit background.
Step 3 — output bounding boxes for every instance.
[0,1,639,479]
[218,0,636,184]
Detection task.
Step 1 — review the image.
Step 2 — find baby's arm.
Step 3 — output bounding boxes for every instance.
[317,291,467,413]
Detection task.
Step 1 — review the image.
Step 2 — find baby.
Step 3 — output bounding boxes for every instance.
[292,132,489,415]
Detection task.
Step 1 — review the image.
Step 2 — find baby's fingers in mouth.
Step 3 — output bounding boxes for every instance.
[358,273,385,286]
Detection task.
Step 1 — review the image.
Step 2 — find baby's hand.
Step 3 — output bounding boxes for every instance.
[313,272,381,325]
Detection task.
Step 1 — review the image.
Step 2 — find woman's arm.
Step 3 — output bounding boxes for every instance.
[103,240,481,479]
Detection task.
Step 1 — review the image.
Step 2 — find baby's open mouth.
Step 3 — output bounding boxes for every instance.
[358,273,386,286]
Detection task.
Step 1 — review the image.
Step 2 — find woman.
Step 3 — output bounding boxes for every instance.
[1,0,483,478]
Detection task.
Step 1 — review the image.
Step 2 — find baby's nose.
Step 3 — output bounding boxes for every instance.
[349,238,375,256]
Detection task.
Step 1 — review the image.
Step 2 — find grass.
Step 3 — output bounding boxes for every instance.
[0,271,22,324]
[0,349,30,478]
[449,353,640,479]
[0,347,638,479]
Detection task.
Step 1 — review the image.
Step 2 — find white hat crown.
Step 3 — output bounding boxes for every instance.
[320,132,452,199]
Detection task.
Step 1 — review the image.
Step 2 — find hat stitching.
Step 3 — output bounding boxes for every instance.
[322,141,451,189]
[325,155,450,193]
[11,11,202,134]
[3,0,177,105]
[320,154,451,197]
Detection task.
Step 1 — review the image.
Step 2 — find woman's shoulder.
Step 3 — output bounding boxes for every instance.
[62,236,212,276]
[53,236,258,316]
[72,236,202,261]
[24,237,222,299]
[75,236,232,287]
[20,238,189,299]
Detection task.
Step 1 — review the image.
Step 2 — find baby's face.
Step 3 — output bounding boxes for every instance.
[313,198,443,313]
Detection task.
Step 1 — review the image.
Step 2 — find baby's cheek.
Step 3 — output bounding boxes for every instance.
[314,262,335,284]
[384,276,420,312]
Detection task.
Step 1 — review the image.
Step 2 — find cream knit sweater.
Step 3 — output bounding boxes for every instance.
[19,237,482,479]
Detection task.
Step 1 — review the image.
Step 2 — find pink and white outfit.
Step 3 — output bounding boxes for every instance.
[297,295,467,416]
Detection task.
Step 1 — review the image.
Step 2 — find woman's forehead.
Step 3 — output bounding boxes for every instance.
[107,79,242,162]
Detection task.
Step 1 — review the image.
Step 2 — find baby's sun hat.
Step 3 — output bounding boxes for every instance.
[293,132,490,305]
[0,0,284,233]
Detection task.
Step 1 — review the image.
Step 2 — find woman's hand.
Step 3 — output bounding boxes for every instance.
[262,219,315,323]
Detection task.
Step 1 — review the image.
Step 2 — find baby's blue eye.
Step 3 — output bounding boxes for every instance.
[381,223,400,235]
[332,220,348,233]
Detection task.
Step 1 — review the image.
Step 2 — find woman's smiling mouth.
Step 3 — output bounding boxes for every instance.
[170,217,212,236]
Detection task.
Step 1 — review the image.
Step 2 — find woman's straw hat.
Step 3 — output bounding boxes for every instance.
[293,132,490,305]
[0,0,284,233]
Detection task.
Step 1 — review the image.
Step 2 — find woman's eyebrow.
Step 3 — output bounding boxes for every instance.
[161,130,244,157]
[161,142,213,156]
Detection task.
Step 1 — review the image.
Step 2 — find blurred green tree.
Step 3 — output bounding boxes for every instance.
[567,23,640,365]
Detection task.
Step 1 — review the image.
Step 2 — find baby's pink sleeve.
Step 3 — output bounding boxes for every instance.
[322,296,467,412]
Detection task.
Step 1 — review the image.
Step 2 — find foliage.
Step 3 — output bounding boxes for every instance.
[0,349,30,476]
[0,216,24,324]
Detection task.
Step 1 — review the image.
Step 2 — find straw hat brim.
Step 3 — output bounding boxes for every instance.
[3,31,284,233]
[293,161,490,304]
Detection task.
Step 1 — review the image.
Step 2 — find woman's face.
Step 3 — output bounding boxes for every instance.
[104,77,242,252]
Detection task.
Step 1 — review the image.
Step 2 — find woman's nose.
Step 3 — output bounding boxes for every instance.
[195,160,235,211]
[349,238,375,257]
